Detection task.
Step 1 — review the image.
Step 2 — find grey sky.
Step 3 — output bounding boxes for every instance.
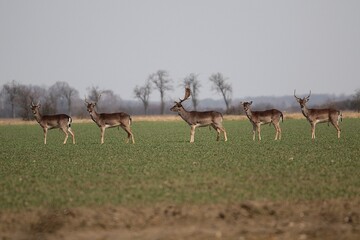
[1,0,359,101]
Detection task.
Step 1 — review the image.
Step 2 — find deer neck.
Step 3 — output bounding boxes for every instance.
[89,110,100,124]
[33,111,42,123]
[178,107,192,124]
[244,108,253,121]
[301,105,310,119]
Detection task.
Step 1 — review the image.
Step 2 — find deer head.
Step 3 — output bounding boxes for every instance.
[30,101,41,114]
[85,93,102,113]
[294,90,311,108]
[240,101,253,112]
[170,86,191,112]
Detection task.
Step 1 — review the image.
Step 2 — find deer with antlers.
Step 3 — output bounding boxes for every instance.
[30,102,75,144]
[241,101,283,141]
[85,94,134,144]
[170,87,227,143]
[294,90,342,139]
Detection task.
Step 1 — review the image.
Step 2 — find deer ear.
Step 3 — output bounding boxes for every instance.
[249,101,253,105]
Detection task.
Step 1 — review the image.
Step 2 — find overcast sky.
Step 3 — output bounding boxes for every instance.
[1,0,360,101]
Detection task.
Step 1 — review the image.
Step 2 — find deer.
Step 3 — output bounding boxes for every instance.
[170,87,227,143]
[30,102,75,144]
[241,101,283,141]
[85,95,134,144]
[294,90,342,139]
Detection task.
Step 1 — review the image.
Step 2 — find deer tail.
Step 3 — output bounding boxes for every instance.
[339,111,342,122]
[280,112,284,123]
[68,116,72,128]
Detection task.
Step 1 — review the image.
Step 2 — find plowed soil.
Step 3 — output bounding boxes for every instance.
[1,199,359,240]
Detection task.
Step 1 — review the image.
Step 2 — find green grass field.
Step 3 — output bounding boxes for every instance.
[1,118,359,210]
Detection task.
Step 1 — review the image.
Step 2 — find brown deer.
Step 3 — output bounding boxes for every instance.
[170,87,227,143]
[30,102,75,144]
[85,95,134,144]
[294,90,342,139]
[241,101,283,141]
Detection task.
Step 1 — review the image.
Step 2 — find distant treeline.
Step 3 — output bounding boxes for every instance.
[1,79,359,119]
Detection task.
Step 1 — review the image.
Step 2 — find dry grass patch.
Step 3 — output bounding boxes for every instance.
[0,111,358,125]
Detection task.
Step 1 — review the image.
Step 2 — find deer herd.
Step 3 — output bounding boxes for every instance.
[30,87,343,144]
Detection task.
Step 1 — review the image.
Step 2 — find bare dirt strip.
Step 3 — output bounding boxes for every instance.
[1,199,359,240]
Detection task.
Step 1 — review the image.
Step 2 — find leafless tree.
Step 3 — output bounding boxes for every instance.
[209,73,232,113]
[183,73,201,111]
[352,88,360,112]
[134,80,152,115]
[16,84,33,120]
[149,70,173,114]
[49,82,79,115]
[86,86,102,103]
[2,80,19,118]
[86,87,122,112]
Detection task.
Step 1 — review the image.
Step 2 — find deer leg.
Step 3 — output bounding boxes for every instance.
[311,123,316,139]
[127,127,135,144]
[257,124,261,141]
[190,125,196,143]
[216,128,220,141]
[330,121,341,139]
[221,127,227,142]
[252,124,256,141]
[68,127,75,144]
[122,125,135,144]
[61,127,69,144]
[274,126,278,140]
[43,128,48,144]
[273,123,280,140]
[211,124,220,141]
[278,124,282,140]
[100,127,105,144]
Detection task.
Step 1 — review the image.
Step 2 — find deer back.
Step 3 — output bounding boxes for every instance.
[40,114,72,128]
[186,110,223,126]
[97,112,131,126]
[306,108,340,123]
[252,109,282,123]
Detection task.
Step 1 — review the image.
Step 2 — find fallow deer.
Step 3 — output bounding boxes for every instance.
[30,102,75,144]
[294,90,342,139]
[241,101,283,141]
[85,95,134,144]
[170,87,227,143]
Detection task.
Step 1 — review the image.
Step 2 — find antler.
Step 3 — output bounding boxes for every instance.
[294,89,301,100]
[179,86,191,103]
[294,89,311,100]
[31,100,40,107]
[97,92,102,102]
[84,96,90,104]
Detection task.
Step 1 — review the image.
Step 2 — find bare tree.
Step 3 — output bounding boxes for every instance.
[209,73,232,113]
[183,73,201,111]
[149,70,173,114]
[49,82,79,115]
[352,88,360,112]
[98,90,121,112]
[134,80,152,115]
[86,87,122,112]
[2,80,19,118]
[16,84,33,120]
[86,86,102,103]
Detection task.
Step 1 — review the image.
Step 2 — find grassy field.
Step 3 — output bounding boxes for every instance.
[1,118,359,211]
